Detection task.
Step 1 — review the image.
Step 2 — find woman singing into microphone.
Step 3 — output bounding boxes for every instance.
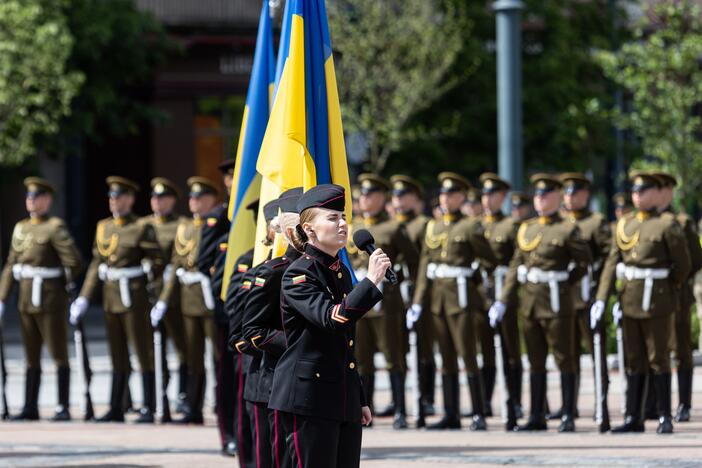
[268,184,391,468]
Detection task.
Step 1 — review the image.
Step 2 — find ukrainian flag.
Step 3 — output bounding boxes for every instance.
[221,0,275,299]
[255,0,354,267]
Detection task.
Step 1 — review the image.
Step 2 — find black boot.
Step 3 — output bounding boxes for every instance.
[97,371,126,422]
[612,373,645,433]
[122,371,136,414]
[558,373,576,433]
[675,367,692,423]
[515,372,547,431]
[50,366,71,422]
[504,365,519,431]
[420,361,437,416]
[11,368,41,421]
[427,373,461,430]
[655,373,673,434]
[176,363,189,414]
[513,364,524,419]
[376,372,395,418]
[644,370,658,420]
[176,373,205,424]
[135,371,155,423]
[481,366,496,418]
[390,372,408,429]
[467,374,487,431]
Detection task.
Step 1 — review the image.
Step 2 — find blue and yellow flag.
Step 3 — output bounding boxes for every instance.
[221,1,275,298]
[256,0,353,220]
[254,0,355,274]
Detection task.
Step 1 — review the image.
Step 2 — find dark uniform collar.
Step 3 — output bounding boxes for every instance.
[154,212,177,224]
[304,244,342,271]
[29,214,48,225]
[285,245,302,262]
[362,210,389,226]
[395,211,416,224]
[442,211,462,225]
[636,209,658,222]
[566,208,590,221]
[114,213,135,226]
[483,212,504,224]
[537,212,561,225]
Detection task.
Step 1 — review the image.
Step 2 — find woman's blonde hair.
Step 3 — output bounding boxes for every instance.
[277,212,300,246]
[290,207,322,252]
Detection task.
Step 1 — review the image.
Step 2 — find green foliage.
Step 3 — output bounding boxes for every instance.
[0,0,83,166]
[386,1,625,187]
[59,0,177,142]
[595,0,702,208]
[329,0,468,173]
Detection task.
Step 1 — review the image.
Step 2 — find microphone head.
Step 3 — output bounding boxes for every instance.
[352,229,375,251]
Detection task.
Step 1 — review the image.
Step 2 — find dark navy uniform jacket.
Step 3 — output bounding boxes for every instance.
[268,244,382,422]
[242,246,301,403]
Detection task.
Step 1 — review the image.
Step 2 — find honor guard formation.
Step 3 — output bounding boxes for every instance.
[1,166,702,467]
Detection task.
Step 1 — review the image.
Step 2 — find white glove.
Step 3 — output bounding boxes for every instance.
[0,301,4,323]
[488,301,506,328]
[70,296,89,325]
[612,302,622,326]
[150,301,168,328]
[406,304,422,330]
[590,300,605,330]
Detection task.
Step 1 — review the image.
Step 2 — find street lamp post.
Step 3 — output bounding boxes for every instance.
[493,0,524,194]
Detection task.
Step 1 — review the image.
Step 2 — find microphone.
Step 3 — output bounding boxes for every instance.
[352,229,397,284]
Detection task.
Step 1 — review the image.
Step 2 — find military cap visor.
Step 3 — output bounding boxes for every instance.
[106,176,139,197]
[390,175,423,197]
[24,177,54,198]
[358,174,391,195]
[630,175,660,193]
[278,187,303,214]
[530,174,562,196]
[187,177,219,197]
[438,172,471,194]
[150,177,180,198]
[297,184,346,213]
[479,173,511,194]
[511,193,530,207]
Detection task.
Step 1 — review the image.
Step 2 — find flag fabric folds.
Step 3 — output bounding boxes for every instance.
[220,1,276,299]
[254,0,355,272]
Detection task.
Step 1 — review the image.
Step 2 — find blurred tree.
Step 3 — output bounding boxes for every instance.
[596,0,702,208]
[58,0,177,145]
[329,0,468,173]
[0,0,83,166]
[386,1,628,189]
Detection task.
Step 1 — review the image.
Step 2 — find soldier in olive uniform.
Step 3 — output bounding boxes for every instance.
[478,173,523,430]
[593,172,691,434]
[151,177,222,426]
[349,174,418,429]
[71,176,164,423]
[410,173,498,431]
[490,174,591,432]
[650,171,702,422]
[0,178,82,421]
[390,175,436,418]
[559,173,612,431]
[142,177,189,416]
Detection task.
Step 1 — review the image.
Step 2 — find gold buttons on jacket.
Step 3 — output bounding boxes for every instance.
[315,373,320,378]
[349,340,354,347]
[349,362,356,369]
